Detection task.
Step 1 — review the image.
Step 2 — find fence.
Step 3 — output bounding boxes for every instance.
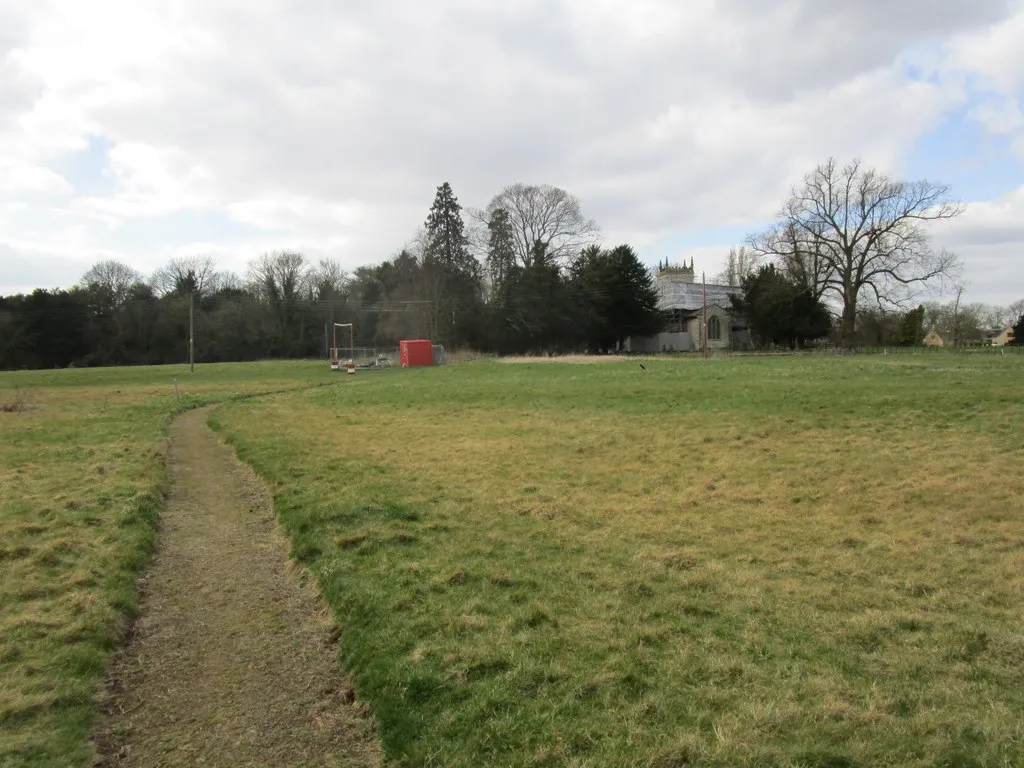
[649,344,1023,358]
[327,347,398,365]
[844,345,1022,357]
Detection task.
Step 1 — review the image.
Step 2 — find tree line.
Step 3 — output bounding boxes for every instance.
[0,182,663,369]
[3,159,1020,369]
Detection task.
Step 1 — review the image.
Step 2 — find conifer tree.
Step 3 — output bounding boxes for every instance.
[421,182,480,347]
[485,207,516,292]
[1010,312,1024,346]
[423,182,474,277]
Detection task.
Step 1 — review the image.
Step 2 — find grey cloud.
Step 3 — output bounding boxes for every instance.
[2,0,1021,301]
[0,242,95,293]
[0,11,39,130]
[91,0,999,200]
[944,244,1023,305]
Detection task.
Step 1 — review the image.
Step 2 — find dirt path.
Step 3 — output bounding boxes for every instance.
[94,408,380,768]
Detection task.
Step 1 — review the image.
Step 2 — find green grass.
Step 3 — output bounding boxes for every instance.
[210,355,1024,767]
[0,361,335,768]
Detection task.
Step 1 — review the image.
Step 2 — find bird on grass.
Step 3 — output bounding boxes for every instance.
[639,363,647,370]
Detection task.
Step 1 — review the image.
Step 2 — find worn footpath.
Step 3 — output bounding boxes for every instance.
[94,408,380,767]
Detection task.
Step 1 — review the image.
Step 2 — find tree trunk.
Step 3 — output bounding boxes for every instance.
[841,299,858,349]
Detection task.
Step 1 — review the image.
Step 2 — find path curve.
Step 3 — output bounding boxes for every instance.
[94,407,380,767]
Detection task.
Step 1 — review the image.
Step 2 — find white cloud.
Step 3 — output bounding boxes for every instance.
[948,7,1024,93]
[939,184,1024,248]
[0,0,1021,304]
[946,6,1024,160]
[0,165,71,195]
[71,143,217,219]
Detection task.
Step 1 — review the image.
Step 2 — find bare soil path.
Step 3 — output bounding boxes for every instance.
[94,408,380,768]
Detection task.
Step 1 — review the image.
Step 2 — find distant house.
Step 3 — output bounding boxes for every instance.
[983,326,1015,346]
[922,327,944,347]
[626,261,748,352]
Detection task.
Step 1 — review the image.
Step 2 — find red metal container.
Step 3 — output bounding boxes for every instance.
[400,339,434,367]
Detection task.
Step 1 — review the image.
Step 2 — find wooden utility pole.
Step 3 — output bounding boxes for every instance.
[189,292,195,373]
[702,271,708,360]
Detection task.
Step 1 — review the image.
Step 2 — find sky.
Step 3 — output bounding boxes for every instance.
[1,0,1022,306]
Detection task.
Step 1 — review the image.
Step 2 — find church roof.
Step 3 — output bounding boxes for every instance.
[657,280,741,312]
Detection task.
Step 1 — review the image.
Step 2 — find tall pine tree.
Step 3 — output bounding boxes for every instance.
[421,182,480,347]
[485,207,516,293]
[423,182,474,275]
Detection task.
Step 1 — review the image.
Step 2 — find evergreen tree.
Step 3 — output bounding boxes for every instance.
[896,305,926,346]
[569,244,613,351]
[423,182,473,275]
[1010,313,1024,346]
[731,265,831,349]
[570,244,662,353]
[489,245,579,355]
[421,182,481,347]
[485,207,516,293]
[605,244,663,348]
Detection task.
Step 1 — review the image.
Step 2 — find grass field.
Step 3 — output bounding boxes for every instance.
[208,355,1024,767]
[0,362,332,768]
[2,355,1022,767]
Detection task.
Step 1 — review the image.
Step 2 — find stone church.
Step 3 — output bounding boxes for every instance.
[626,260,750,352]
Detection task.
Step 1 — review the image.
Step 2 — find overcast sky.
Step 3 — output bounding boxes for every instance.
[1,0,1022,305]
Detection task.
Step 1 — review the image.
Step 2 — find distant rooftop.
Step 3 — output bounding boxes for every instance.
[652,261,740,311]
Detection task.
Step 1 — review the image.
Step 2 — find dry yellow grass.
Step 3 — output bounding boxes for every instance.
[212,354,1024,766]
[498,354,657,363]
[0,362,333,768]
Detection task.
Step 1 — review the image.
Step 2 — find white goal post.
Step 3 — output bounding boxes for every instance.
[330,323,354,363]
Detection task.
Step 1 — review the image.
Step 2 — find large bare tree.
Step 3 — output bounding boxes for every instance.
[247,251,310,346]
[753,222,832,302]
[151,255,220,297]
[79,259,144,310]
[751,158,963,346]
[307,258,348,302]
[983,299,1024,330]
[473,184,599,268]
[248,251,308,303]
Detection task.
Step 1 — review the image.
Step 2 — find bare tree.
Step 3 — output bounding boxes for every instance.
[308,259,348,301]
[1009,299,1024,325]
[247,251,310,348]
[713,246,762,286]
[472,184,599,268]
[983,301,1024,329]
[79,259,144,310]
[950,286,968,347]
[218,271,245,292]
[151,255,219,297]
[248,251,308,303]
[751,222,831,302]
[750,158,963,346]
[923,289,985,346]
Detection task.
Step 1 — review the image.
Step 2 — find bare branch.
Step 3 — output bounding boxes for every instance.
[151,255,220,297]
[750,158,963,347]
[482,184,600,268]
